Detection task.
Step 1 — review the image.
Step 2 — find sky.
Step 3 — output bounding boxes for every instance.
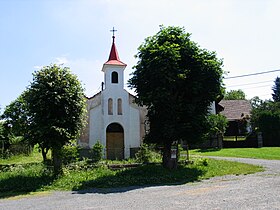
[1,0,280,111]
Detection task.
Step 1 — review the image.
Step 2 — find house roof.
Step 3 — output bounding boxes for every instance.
[104,36,127,66]
[219,100,252,120]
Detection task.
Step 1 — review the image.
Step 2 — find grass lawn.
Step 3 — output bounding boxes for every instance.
[0,151,263,199]
[0,151,44,165]
[189,147,280,160]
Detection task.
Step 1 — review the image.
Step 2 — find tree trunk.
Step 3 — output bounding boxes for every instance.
[52,147,63,175]
[41,147,49,163]
[185,144,190,161]
[42,149,47,162]
[162,142,178,170]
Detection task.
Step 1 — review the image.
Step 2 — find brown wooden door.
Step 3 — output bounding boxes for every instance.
[106,131,124,160]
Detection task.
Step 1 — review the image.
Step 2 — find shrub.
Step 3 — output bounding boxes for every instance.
[135,143,154,163]
[61,140,79,164]
[91,141,103,163]
[196,158,209,166]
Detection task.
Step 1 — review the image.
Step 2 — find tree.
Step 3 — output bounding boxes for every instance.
[129,26,224,169]
[1,94,29,153]
[250,101,280,146]
[250,96,263,109]
[1,93,29,138]
[24,64,86,174]
[224,89,246,100]
[0,121,7,154]
[272,77,280,102]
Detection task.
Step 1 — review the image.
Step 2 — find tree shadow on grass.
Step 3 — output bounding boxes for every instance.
[73,164,205,194]
[0,165,55,199]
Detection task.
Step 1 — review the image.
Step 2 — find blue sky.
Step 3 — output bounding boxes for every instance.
[1,0,280,110]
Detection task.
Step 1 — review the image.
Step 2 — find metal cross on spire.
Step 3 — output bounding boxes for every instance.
[110,27,117,41]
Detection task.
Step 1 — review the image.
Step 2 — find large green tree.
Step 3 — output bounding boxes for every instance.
[129,26,224,169]
[272,77,280,102]
[224,89,246,100]
[24,64,86,174]
[250,100,280,146]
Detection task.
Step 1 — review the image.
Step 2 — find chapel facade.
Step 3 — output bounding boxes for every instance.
[79,34,147,159]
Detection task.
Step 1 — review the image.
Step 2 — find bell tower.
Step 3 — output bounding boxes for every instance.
[102,27,127,90]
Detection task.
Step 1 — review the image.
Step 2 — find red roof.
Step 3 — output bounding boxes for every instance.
[104,36,126,66]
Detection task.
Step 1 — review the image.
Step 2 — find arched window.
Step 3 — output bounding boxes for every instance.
[117,98,122,115]
[108,98,113,115]
[111,71,118,83]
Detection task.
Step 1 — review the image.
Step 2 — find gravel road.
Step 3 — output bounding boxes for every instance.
[1,157,280,210]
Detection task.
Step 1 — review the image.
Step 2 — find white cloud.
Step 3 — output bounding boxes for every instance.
[33,65,43,70]
[54,57,69,65]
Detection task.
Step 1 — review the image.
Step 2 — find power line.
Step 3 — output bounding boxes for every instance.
[226,80,273,88]
[241,84,273,90]
[224,69,280,79]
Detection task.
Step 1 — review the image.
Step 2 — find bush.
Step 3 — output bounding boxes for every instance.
[135,143,154,163]
[90,141,104,163]
[196,158,209,166]
[61,140,79,164]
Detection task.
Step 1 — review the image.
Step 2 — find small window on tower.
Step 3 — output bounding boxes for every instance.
[108,98,113,115]
[117,98,122,115]
[112,71,118,83]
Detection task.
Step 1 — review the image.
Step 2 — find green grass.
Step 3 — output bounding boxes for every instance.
[189,147,280,160]
[0,155,263,199]
[0,152,43,165]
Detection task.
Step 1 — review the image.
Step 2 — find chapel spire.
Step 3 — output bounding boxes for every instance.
[104,27,126,66]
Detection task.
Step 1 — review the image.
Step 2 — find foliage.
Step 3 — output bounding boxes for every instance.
[24,64,86,174]
[1,94,30,153]
[0,147,46,165]
[135,143,154,163]
[0,155,262,198]
[61,140,80,165]
[1,93,29,138]
[207,114,228,137]
[128,25,224,168]
[224,89,246,100]
[0,163,54,198]
[90,141,104,163]
[190,147,280,160]
[272,76,280,102]
[177,144,184,161]
[0,121,9,155]
[0,120,5,140]
[250,96,263,109]
[250,100,280,146]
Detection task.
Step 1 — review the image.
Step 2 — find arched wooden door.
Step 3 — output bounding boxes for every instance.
[106,123,124,160]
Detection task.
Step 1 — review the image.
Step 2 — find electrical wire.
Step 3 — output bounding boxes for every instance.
[224,69,280,79]
[226,80,273,88]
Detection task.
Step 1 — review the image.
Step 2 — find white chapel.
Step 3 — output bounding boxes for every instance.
[79,33,147,160]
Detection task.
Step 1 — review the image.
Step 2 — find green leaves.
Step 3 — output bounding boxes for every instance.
[129,25,225,146]
[224,89,246,100]
[25,64,86,146]
[272,76,280,102]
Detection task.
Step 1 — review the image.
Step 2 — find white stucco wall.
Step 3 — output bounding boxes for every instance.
[128,106,141,148]
[80,56,146,159]
[89,105,103,147]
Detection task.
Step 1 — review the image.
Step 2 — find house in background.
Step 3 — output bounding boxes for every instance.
[79,35,147,160]
[219,99,252,139]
